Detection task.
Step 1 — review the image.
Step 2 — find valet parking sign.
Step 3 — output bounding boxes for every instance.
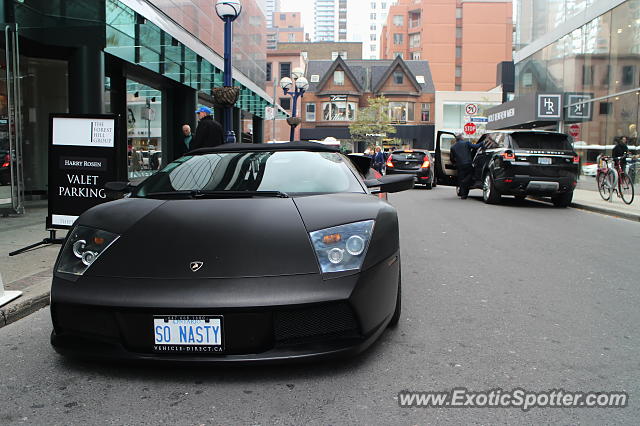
[48,114,119,229]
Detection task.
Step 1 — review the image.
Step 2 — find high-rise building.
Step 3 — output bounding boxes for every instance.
[380,0,513,91]
[487,0,640,169]
[348,0,391,59]
[265,0,282,28]
[314,0,348,42]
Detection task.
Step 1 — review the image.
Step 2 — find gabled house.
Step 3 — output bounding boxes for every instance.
[300,56,436,151]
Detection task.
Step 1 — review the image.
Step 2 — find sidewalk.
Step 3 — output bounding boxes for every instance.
[570,188,640,222]
[0,200,65,327]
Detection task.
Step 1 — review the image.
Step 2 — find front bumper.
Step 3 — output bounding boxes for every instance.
[50,252,400,364]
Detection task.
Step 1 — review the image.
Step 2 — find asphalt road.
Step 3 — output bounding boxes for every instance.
[1,187,639,425]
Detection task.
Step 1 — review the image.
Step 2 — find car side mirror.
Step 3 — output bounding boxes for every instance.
[347,154,373,176]
[365,174,414,194]
[105,181,132,193]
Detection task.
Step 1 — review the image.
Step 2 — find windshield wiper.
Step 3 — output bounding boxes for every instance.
[145,190,289,199]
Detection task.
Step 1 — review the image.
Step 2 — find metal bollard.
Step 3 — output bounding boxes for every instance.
[0,272,22,307]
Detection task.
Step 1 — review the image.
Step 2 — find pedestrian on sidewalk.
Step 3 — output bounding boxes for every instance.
[372,146,385,174]
[451,133,483,199]
[191,106,223,150]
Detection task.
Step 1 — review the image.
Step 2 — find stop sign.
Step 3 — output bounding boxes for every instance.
[464,122,476,135]
[569,124,580,138]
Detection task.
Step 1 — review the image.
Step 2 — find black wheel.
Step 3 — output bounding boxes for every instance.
[482,174,501,204]
[425,180,433,190]
[551,190,573,207]
[597,171,612,201]
[388,268,401,328]
[514,194,527,201]
[620,174,634,205]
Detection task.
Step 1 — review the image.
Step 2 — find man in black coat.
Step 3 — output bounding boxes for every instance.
[191,106,224,150]
[450,133,484,199]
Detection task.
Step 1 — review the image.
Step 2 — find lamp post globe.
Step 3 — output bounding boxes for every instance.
[295,76,309,91]
[279,77,293,92]
[291,67,304,80]
[215,0,242,20]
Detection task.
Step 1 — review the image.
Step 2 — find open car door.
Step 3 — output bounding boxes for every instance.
[434,131,458,186]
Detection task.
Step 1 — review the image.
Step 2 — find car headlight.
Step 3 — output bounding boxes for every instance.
[56,225,119,275]
[309,220,375,273]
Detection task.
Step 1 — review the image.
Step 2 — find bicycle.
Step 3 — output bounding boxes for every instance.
[597,155,634,204]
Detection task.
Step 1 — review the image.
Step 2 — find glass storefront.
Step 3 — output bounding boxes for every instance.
[515,0,640,177]
[126,80,163,180]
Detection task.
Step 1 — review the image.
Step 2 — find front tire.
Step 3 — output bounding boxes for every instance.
[388,268,401,328]
[482,174,501,204]
[551,190,573,207]
[620,174,634,205]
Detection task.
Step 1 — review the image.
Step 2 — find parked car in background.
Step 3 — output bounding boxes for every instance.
[1,150,11,185]
[436,130,580,207]
[385,149,436,189]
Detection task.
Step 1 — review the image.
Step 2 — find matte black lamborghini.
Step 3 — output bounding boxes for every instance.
[50,142,413,363]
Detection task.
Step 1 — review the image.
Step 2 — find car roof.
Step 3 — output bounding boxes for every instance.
[188,142,340,155]
[392,149,428,153]
[487,129,566,135]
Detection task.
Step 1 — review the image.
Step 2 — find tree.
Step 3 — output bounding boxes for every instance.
[349,96,396,150]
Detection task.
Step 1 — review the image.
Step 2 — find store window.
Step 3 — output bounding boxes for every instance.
[306,103,316,121]
[126,79,163,180]
[421,103,431,121]
[322,101,357,121]
[389,102,414,122]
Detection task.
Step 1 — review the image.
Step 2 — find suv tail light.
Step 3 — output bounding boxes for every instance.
[386,157,394,168]
[501,151,515,160]
[420,159,430,168]
[2,154,9,168]
[572,155,580,164]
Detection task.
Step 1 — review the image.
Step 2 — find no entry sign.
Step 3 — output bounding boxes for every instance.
[464,122,477,135]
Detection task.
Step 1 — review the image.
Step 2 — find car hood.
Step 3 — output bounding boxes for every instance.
[81,198,320,279]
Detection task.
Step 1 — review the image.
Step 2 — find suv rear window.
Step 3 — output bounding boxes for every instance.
[391,151,426,161]
[510,133,573,150]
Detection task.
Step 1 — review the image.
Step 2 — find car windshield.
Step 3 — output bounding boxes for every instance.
[133,150,365,197]
[392,151,426,161]
[510,133,573,150]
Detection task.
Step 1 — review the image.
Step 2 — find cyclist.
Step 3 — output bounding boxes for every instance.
[612,136,630,170]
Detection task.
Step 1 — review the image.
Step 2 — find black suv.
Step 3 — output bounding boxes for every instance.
[385,149,436,189]
[435,130,579,207]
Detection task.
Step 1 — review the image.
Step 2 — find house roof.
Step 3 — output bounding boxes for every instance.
[315,56,364,93]
[306,57,435,94]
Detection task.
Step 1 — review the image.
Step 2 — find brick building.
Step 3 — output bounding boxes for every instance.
[276,42,363,60]
[380,0,512,91]
[299,56,436,150]
[267,11,305,50]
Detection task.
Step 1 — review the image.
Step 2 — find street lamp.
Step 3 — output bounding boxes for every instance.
[280,67,309,142]
[215,0,242,143]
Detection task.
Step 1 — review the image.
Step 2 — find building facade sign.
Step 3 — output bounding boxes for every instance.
[536,94,562,119]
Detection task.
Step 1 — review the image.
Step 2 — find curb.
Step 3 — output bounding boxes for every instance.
[530,196,640,222]
[570,201,640,222]
[0,281,51,329]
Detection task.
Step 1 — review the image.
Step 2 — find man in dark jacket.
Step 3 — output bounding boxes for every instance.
[450,133,484,199]
[191,106,223,150]
[612,136,629,169]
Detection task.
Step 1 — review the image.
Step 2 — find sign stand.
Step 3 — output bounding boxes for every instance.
[0,273,22,307]
[8,229,64,257]
[8,113,121,257]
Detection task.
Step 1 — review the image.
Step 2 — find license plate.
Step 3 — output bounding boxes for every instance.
[153,315,223,353]
[538,157,552,165]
